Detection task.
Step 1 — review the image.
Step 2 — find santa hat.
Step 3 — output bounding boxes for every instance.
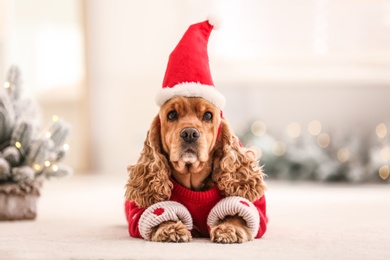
[155,15,225,109]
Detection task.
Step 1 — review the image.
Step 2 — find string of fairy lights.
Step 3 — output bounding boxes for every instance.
[245,119,390,182]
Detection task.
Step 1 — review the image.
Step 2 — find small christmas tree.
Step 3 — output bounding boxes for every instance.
[0,66,72,220]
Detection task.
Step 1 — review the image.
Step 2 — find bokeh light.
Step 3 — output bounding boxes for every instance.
[287,122,301,138]
[272,141,287,156]
[380,146,390,162]
[376,123,388,139]
[379,165,389,180]
[251,121,267,136]
[308,120,322,136]
[317,133,330,148]
[337,148,350,163]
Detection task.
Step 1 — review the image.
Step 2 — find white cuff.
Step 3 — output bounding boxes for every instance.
[207,196,260,237]
[138,201,193,240]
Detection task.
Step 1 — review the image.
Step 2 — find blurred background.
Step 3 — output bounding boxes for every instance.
[1,0,389,183]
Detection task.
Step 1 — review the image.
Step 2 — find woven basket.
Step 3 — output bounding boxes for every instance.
[0,180,41,221]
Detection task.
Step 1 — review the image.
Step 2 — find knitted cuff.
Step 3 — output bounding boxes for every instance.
[138,201,193,240]
[207,196,260,237]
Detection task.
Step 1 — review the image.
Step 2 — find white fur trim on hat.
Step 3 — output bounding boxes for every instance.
[156,82,226,109]
[138,201,193,240]
[207,14,223,30]
[207,196,260,237]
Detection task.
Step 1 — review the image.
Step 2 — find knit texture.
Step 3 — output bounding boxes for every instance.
[125,180,268,239]
[169,179,225,237]
[138,201,193,240]
[207,196,260,237]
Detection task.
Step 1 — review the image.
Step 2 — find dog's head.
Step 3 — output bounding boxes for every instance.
[125,96,266,208]
[159,96,221,190]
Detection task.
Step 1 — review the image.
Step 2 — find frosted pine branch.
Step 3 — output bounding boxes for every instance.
[0,66,72,184]
[5,66,23,100]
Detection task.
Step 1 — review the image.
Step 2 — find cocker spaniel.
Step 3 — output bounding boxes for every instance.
[124,16,267,244]
[125,96,267,243]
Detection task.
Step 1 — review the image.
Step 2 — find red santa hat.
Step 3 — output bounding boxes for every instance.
[155,15,225,109]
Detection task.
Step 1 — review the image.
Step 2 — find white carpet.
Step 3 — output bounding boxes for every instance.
[1,175,389,260]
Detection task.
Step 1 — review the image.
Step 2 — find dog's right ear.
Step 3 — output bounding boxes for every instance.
[125,115,173,208]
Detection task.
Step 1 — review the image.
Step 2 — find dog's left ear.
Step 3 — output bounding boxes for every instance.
[125,115,173,208]
[212,117,266,202]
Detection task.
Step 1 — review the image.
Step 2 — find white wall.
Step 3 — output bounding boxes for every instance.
[86,0,390,175]
[86,0,185,174]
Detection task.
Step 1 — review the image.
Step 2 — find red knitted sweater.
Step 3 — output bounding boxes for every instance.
[125,180,268,239]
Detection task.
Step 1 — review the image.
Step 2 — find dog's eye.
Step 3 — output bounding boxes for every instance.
[167,110,178,121]
[202,112,213,122]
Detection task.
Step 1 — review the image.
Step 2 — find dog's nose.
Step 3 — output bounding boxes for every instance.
[180,128,200,143]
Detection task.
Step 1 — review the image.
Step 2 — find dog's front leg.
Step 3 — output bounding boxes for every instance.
[138,201,193,242]
[150,221,192,242]
[210,215,252,243]
[207,196,260,243]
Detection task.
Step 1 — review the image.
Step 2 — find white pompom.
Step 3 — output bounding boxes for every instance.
[207,14,223,30]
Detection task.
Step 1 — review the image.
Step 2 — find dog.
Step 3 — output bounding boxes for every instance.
[125,96,267,243]
[124,17,267,243]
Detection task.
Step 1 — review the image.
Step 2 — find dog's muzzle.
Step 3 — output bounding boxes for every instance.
[179,128,200,164]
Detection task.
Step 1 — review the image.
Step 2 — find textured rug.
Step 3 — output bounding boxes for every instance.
[1,175,389,260]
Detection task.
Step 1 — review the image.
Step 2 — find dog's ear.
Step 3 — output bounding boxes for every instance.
[125,115,173,208]
[212,117,266,202]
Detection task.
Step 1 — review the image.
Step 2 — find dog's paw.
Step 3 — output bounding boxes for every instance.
[210,219,253,244]
[150,221,192,243]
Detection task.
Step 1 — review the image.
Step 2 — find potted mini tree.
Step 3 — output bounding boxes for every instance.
[0,66,71,220]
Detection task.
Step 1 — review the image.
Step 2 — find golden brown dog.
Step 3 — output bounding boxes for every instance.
[125,96,266,243]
